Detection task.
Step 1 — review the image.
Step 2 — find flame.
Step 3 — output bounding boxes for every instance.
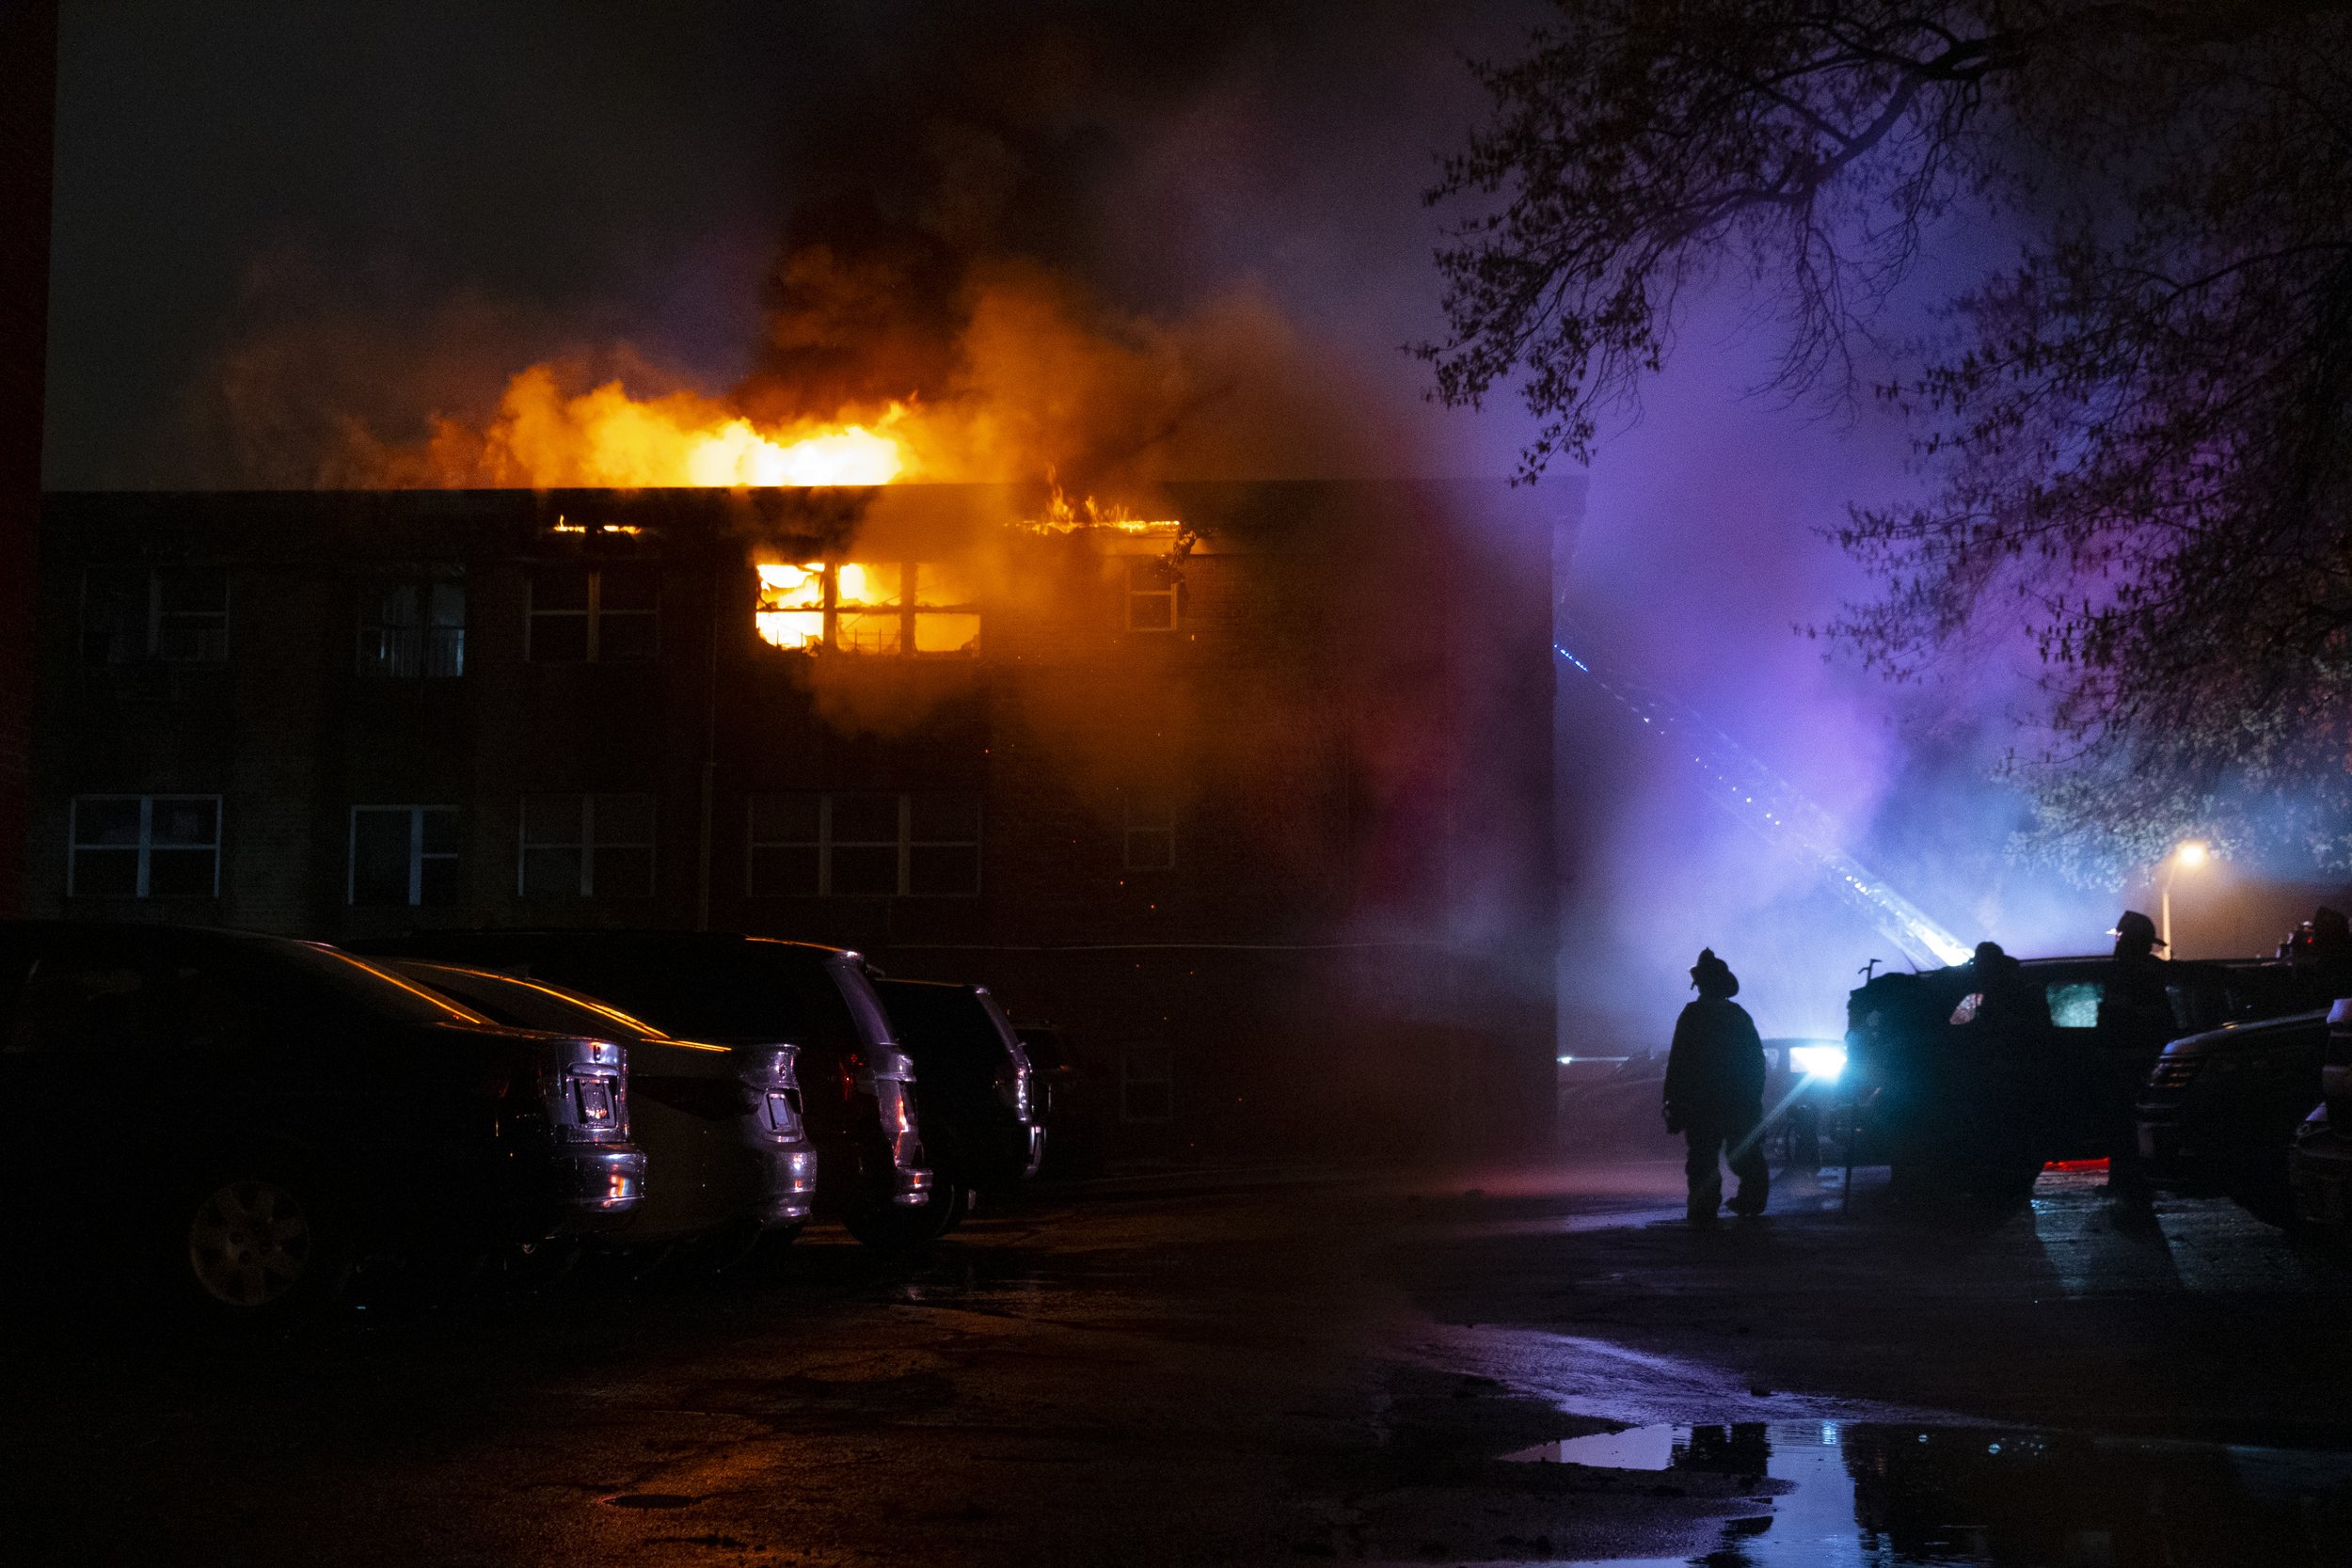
[1023,482,1182,535]
[428,364,914,488]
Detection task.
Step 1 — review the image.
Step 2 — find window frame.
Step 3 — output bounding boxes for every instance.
[357,575,467,679]
[81,567,230,665]
[754,562,981,658]
[527,566,660,664]
[68,794,223,899]
[348,804,461,907]
[744,790,982,897]
[516,792,658,899]
[1120,1042,1175,1123]
[1121,791,1177,870]
[1123,558,1181,634]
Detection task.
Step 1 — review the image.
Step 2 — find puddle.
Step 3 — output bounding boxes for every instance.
[1504,1421,2352,1565]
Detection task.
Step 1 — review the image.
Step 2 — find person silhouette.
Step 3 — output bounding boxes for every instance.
[1664,949,1769,1226]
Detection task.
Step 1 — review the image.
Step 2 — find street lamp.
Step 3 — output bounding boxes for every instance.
[2162,840,2209,952]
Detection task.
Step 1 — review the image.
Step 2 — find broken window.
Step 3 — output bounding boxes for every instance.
[529,567,659,662]
[82,568,230,664]
[519,793,656,898]
[358,578,466,677]
[745,791,981,897]
[69,795,221,898]
[350,805,460,906]
[754,562,979,657]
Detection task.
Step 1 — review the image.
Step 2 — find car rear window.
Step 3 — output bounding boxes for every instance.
[2046,981,2103,1028]
[258,942,492,1028]
[394,963,666,1040]
[522,944,864,1054]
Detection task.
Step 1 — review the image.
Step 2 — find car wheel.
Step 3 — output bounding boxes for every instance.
[181,1173,345,1317]
[928,1183,972,1239]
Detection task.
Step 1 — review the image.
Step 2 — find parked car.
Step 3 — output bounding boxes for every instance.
[1015,1023,1103,1178]
[352,931,932,1243]
[0,922,644,1318]
[1844,954,2333,1199]
[873,979,1043,1232]
[2290,999,2352,1231]
[2134,1009,2328,1225]
[387,961,817,1256]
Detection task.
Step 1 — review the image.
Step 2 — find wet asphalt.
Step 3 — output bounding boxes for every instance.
[3,1162,2350,1566]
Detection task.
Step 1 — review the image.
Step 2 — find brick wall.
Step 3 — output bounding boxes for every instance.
[30,483,1569,1160]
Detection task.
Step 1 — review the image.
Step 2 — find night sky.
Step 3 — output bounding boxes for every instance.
[42,1,1537,489]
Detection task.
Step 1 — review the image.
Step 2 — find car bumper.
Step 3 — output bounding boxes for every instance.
[548,1143,648,1233]
[2294,1127,2352,1227]
[755,1144,819,1227]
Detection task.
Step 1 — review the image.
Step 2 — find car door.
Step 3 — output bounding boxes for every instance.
[0,928,185,1235]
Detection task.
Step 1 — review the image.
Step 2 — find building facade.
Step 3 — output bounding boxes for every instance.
[27,481,1565,1163]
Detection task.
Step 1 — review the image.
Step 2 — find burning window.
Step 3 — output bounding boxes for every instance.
[358,578,465,678]
[69,795,221,898]
[754,562,979,657]
[746,791,980,897]
[350,805,460,907]
[82,568,230,664]
[1121,791,1176,870]
[519,793,655,899]
[529,567,659,662]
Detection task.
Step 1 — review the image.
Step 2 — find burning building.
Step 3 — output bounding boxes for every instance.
[25,476,1565,1162]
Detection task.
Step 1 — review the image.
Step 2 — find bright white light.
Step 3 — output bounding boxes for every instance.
[1789,1044,1847,1080]
[2175,840,2210,868]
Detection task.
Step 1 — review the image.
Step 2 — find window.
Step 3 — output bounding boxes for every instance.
[746,792,981,897]
[529,567,659,662]
[518,794,656,898]
[358,579,465,677]
[81,568,229,664]
[350,806,460,907]
[2046,981,2103,1029]
[69,796,221,898]
[1120,1043,1174,1122]
[1122,792,1176,869]
[754,562,980,657]
[1124,559,1181,633]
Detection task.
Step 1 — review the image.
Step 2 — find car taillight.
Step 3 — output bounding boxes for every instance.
[744,1045,805,1140]
[998,1059,1033,1121]
[873,1073,926,1180]
[522,1037,628,1145]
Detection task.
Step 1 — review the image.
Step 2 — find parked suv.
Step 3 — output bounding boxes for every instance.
[389,962,818,1254]
[874,979,1043,1232]
[353,932,930,1241]
[0,922,644,1317]
[2135,1009,2328,1225]
[1845,953,2329,1198]
[2291,998,2352,1231]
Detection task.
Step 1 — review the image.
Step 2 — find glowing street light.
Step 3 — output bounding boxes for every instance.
[2162,840,2211,952]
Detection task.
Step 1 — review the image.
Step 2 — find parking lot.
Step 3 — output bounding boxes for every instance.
[6,1161,2352,1567]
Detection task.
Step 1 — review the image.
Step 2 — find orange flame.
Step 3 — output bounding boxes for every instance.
[428,364,913,488]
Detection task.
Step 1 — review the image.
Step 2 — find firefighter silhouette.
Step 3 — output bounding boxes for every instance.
[2097,911,2169,1202]
[1664,949,1768,1226]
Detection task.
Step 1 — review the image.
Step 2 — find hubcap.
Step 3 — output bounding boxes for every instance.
[187,1180,314,1307]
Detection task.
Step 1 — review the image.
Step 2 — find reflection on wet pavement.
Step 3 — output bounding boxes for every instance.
[1502,1420,2352,1566]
